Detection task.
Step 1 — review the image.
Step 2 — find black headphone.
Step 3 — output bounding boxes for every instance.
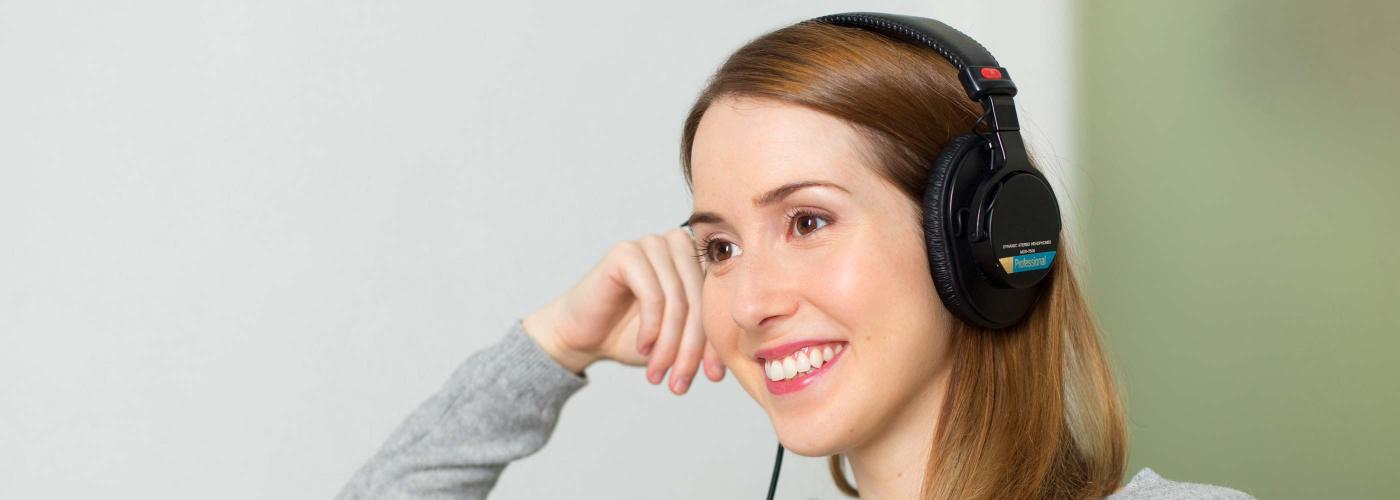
[761,12,1063,499]
[807,12,1065,331]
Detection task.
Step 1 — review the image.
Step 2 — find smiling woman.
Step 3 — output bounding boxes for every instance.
[676,21,1129,497]
[335,13,1253,500]
[675,18,1250,500]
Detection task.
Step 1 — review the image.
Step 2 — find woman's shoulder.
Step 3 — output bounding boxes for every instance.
[1105,467,1255,500]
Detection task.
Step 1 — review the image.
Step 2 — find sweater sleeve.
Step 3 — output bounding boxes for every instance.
[1107,468,1256,500]
[334,318,589,500]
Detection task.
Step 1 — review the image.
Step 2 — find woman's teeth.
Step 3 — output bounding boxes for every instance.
[764,343,843,381]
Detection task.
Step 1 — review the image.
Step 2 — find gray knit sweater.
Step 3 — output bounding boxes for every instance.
[335,320,1254,499]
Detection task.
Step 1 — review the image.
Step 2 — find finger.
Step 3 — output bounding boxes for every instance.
[610,241,665,366]
[664,229,707,394]
[638,234,688,386]
[610,311,647,366]
[703,337,726,382]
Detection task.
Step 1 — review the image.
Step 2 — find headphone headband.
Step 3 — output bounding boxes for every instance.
[812,12,1018,101]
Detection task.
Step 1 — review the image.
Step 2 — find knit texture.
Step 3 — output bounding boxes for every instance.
[1109,467,1255,499]
[335,319,587,500]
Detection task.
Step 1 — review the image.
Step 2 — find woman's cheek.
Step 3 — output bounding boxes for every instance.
[809,241,869,322]
[702,287,774,405]
[701,284,726,346]
[701,288,743,374]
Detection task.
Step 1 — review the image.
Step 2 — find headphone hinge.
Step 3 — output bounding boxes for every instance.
[981,96,1023,171]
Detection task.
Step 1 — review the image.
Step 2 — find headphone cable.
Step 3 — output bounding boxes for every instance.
[765,442,785,500]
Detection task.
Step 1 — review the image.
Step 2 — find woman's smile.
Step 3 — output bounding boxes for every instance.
[760,341,848,395]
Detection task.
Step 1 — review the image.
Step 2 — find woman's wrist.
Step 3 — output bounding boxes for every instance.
[522,307,596,376]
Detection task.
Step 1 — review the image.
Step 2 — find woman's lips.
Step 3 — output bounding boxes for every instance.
[755,338,843,361]
[763,343,845,395]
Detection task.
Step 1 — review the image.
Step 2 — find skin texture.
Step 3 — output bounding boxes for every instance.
[688,95,957,499]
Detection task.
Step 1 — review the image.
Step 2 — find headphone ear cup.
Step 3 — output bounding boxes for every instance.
[923,134,983,326]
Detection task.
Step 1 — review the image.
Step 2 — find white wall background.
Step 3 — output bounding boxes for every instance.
[0,1,1076,498]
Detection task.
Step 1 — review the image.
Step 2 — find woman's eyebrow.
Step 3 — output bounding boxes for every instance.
[684,180,849,228]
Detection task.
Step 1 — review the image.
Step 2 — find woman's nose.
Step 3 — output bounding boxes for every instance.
[729,246,799,333]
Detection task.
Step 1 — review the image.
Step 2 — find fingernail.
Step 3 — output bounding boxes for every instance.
[673,375,691,394]
[647,368,659,384]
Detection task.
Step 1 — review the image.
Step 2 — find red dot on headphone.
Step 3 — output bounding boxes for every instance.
[980,67,1003,80]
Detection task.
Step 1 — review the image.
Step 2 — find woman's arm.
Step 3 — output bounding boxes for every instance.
[334,318,588,500]
[336,228,726,498]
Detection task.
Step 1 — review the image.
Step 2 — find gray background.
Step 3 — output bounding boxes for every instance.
[12,1,1394,499]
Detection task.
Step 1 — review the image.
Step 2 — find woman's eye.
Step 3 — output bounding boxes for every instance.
[708,240,742,263]
[792,212,830,236]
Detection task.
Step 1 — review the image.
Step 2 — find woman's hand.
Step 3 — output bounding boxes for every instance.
[522,228,726,394]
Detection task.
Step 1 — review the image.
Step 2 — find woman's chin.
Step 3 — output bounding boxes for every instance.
[771,419,847,457]
[777,435,842,457]
[751,371,858,456]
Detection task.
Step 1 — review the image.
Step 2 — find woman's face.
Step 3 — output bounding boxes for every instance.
[688,95,955,456]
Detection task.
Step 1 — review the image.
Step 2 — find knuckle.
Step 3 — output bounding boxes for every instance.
[673,356,698,371]
[675,354,698,369]
[667,228,693,245]
[667,296,688,316]
[613,240,639,259]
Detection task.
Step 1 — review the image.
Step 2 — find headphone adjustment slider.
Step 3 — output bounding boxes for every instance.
[959,66,1018,100]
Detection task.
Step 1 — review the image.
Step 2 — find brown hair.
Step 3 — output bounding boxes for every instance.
[679,20,1127,499]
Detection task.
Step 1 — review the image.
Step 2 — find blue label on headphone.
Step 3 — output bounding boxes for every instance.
[1010,251,1055,273]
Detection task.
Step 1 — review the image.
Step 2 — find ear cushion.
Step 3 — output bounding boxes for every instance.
[922,134,984,327]
[923,134,1048,329]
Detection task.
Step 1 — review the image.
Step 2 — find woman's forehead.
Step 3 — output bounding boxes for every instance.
[691,97,869,202]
